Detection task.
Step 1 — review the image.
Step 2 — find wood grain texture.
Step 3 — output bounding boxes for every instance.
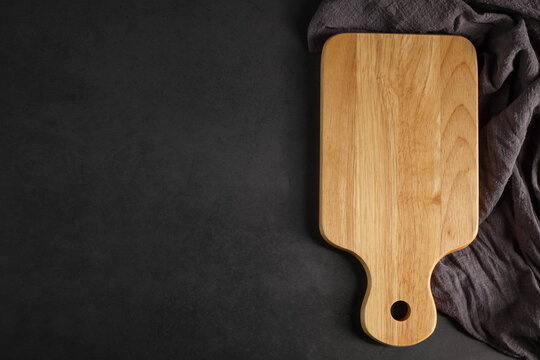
[320,33,478,346]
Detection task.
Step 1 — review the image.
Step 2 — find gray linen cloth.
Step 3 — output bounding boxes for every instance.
[308,1,540,358]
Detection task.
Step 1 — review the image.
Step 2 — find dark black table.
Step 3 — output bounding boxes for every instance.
[1,1,510,358]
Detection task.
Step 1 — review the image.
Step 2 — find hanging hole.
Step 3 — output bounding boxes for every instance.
[390,301,410,321]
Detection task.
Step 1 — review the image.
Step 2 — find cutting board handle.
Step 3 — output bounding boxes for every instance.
[360,264,437,346]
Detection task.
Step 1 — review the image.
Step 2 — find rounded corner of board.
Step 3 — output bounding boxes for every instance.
[448,35,478,63]
[321,33,355,54]
[452,35,476,50]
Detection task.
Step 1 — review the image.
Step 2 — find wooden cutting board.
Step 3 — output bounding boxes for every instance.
[320,33,478,346]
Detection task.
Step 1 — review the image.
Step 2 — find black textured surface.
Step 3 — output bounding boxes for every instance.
[1,1,510,359]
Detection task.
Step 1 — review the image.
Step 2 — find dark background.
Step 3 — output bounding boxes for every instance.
[1,1,510,359]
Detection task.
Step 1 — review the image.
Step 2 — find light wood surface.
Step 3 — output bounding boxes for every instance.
[320,33,478,346]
